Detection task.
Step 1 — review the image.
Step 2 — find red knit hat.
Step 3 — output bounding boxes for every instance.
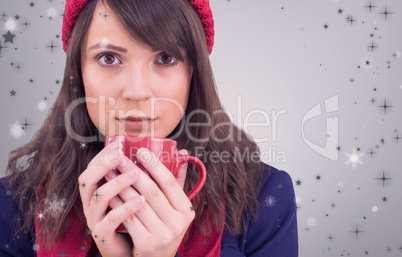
[62,0,214,54]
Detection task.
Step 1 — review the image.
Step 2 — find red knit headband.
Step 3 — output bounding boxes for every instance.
[62,0,214,54]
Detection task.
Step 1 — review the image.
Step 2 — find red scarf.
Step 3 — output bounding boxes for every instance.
[35,193,225,257]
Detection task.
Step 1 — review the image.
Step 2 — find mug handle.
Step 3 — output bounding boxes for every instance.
[176,155,207,200]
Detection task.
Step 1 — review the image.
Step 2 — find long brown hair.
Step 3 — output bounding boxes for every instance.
[6,0,264,247]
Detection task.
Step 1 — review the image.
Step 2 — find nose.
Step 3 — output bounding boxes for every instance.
[122,63,152,101]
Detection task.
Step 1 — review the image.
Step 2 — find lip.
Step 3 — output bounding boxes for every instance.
[117,117,156,130]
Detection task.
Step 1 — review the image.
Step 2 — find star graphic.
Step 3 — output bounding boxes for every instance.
[393,132,401,144]
[99,11,109,20]
[22,117,34,131]
[92,191,103,201]
[46,40,58,53]
[29,2,35,7]
[2,31,16,43]
[338,9,343,14]
[14,63,23,72]
[22,19,31,29]
[10,90,16,96]
[364,1,376,13]
[377,99,393,114]
[375,170,392,188]
[360,56,374,70]
[345,148,364,169]
[350,224,364,239]
[295,180,301,186]
[379,6,393,21]
[100,237,107,244]
[316,175,321,180]
[382,196,387,202]
[366,148,376,158]
[346,15,356,25]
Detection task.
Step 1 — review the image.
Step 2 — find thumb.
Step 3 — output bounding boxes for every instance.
[176,149,188,189]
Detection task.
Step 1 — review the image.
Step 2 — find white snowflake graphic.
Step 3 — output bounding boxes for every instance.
[80,142,87,149]
[9,121,26,139]
[372,205,378,213]
[265,195,277,207]
[33,244,40,251]
[4,18,17,32]
[345,148,364,170]
[44,193,66,218]
[36,212,45,221]
[360,56,374,70]
[37,99,48,112]
[307,217,317,227]
[47,7,58,19]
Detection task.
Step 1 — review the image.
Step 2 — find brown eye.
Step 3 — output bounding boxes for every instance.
[161,55,172,64]
[104,54,115,65]
[160,54,173,64]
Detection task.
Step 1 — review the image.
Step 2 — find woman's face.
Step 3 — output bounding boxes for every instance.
[81,3,192,138]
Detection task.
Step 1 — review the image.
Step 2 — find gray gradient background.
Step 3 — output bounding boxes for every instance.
[1,0,401,256]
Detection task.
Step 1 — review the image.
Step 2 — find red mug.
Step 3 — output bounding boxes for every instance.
[104,135,207,232]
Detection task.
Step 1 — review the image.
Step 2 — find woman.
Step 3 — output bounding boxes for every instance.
[0,0,298,256]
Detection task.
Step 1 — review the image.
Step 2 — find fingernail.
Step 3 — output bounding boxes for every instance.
[120,157,128,168]
[138,148,151,162]
[109,140,119,150]
[105,170,117,180]
[132,196,144,207]
[125,168,137,179]
[108,150,119,161]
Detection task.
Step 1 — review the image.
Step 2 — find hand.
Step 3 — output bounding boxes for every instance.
[78,139,145,257]
[104,146,195,257]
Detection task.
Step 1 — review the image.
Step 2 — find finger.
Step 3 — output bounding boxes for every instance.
[136,148,192,212]
[92,196,145,246]
[176,149,189,189]
[79,138,125,207]
[88,169,139,224]
[111,156,167,232]
[105,167,141,202]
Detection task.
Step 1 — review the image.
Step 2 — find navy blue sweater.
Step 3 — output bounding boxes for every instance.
[0,164,298,256]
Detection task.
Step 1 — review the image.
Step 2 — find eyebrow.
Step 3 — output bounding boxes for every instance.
[88,43,128,53]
